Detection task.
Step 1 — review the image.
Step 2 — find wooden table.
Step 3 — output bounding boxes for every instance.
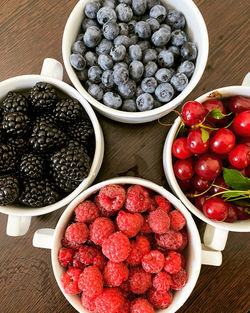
[0,0,249,312]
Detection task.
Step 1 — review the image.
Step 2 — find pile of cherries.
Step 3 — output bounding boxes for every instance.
[172,95,250,222]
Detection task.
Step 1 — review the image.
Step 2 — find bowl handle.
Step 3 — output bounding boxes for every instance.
[203,224,229,251]
[40,58,63,81]
[33,228,55,249]
[201,244,222,266]
[6,215,32,236]
[242,72,250,86]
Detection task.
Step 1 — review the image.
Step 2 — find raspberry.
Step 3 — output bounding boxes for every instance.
[140,215,152,234]
[148,209,170,234]
[125,185,151,213]
[130,298,155,313]
[119,281,131,298]
[136,235,150,255]
[148,197,157,212]
[171,268,188,290]
[97,184,126,212]
[180,253,186,268]
[93,250,107,271]
[152,272,172,292]
[164,251,182,274]
[141,250,165,273]
[102,232,131,263]
[65,222,89,245]
[75,200,100,223]
[72,250,85,270]
[81,293,97,312]
[95,195,116,217]
[90,217,115,246]
[116,210,144,237]
[178,229,188,251]
[58,247,74,267]
[79,245,99,265]
[147,288,173,309]
[61,267,82,294]
[155,230,183,250]
[95,288,125,313]
[154,195,171,213]
[169,210,186,230]
[126,241,143,267]
[119,299,131,313]
[61,237,81,250]
[104,261,129,287]
[129,267,152,294]
[78,265,103,298]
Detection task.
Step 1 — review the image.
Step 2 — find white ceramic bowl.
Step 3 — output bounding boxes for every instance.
[163,73,250,251]
[0,58,104,237]
[62,0,209,124]
[33,176,222,313]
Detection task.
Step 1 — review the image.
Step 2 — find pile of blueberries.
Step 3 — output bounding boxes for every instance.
[70,0,197,112]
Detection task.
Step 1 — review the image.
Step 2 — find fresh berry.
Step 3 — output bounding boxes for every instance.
[171,73,188,92]
[78,245,99,265]
[155,83,174,103]
[71,40,86,55]
[136,93,154,112]
[19,153,44,179]
[61,237,81,251]
[155,230,183,250]
[187,129,210,154]
[53,98,83,124]
[228,144,249,169]
[141,250,165,273]
[154,195,171,213]
[97,184,126,212]
[224,203,238,223]
[202,99,227,126]
[130,298,155,313]
[2,92,29,113]
[195,153,222,180]
[136,235,151,255]
[2,112,30,136]
[164,251,182,274]
[78,265,103,298]
[173,158,194,181]
[169,210,186,231]
[93,250,107,271]
[85,1,101,19]
[90,217,115,246]
[171,268,188,290]
[147,288,173,309]
[172,137,193,159]
[67,119,94,149]
[129,267,152,294]
[151,28,171,47]
[29,82,57,112]
[110,45,127,62]
[126,240,143,267]
[203,197,228,221]
[166,9,185,29]
[152,272,172,292]
[148,209,170,234]
[58,247,74,267]
[72,250,85,270]
[210,128,235,154]
[144,61,158,78]
[210,177,229,195]
[193,175,211,192]
[0,175,19,205]
[116,210,144,237]
[177,60,195,78]
[228,96,250,113]
[0,144,17,173]
[181,42,197,61]
[132,0,147,16]
[119,299,131,313]
[75,200,100,223]
[70,54,87,70]
[81,293,97,312]
[65,222,89,245]
[104,261,129,287]
[95,288,125,313]
[122,99,137,112]
[103,92,123,109]
[102,231,130,263]
[103,22,120,40]
[181,101,207,126]
[125,185,151,213]
[232,110,250,137]
[61,267,82,295]
[141,77,158,94]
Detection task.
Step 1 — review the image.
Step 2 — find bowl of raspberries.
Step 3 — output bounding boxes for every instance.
[163,75,250,251]
[33,177,222,313]
[0,58,104,236]
[62,0,208,123]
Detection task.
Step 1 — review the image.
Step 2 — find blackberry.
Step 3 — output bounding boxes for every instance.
[2,92,29,113]
[0,144,17,173]
[19,153,44,179]
[8,137,28,155]
[29,121,68,152]
[29,82,57,112]
[0,175,19,205]
[53,98,83,124]
[34,114,55,125]
[2,112,30,136]
[67,119,94,146]
[50,141,91,193]
[19,179,59,207]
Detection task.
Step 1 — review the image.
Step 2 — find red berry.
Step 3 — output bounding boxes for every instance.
[81,293,97,312]
[75,200,100,223]
[181,101,207,126]
[95,288,125,313]
[125,185,151,213]
[148,209,170,234]
[210,177,229,195]
[232,110,250,137]
[147,288,173,309]
[140,215,152,234]
[228,96,250,113]
[104,261,129,287]
[72,250,85,270]
[119,299,131,313]
[236,205,250,220]
[195,153,222,180]
[239,137,250,148]
[171,268,188,290]
[164,251,182,274]
[90,217,115,246]
[93,250,107,271]
[177,178,192,191]
[178,229,188,251]
[61,237,81,250]
[152,272,172,292]
[136,235,151,255]
[141,250,165,273]
[126,241,144,267]
[202,99,227,125]
[58,247,74,267]
[94,195,116,217]
[131,298,155,313]
[194,194,210,211]
[210,128,235,154]
[172,137,192,159]
[65,222,89,245]
[155,230,183,250]
[187,129,210,154]
[224,203,238,223]
[116,210,144,238]
[154,195,172,213]
[78,245,99,265]
[173,158,194,181]
[203,197,228,221]
[193,175,211,191]
[129,267,152,294]
[61,267,82,295]
[78,265,103,298]
[169,210,186,231]
[229,144,250,169]
[97,184,126,212]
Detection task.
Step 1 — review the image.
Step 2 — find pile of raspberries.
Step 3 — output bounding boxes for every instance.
[59,184,188,313]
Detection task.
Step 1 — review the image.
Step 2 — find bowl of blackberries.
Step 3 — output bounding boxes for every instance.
[62,0,209,123]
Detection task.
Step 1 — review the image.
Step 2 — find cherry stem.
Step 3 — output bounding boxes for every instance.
[158,109,182,127]
[187,179,215,198]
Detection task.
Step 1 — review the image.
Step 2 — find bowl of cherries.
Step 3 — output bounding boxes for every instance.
[163,73,250,251]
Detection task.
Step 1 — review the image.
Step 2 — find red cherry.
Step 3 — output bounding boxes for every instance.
[202,99,228,126]
[194,194,210,211]
[228,96,250,113]
[210,128,235,154]
[181,101,207,126]
[232,110,250,137]
[195,153,222,180]
[224,203,238,223]
[187,129,210,154]
[203,197,228,221]
[239,137,250,148]
[210,177,229,195]
[173,158,194,181]
[229,144,250,169]
[236,206,250,220]
[177,179,192,191]
[193,175,211,191]
[172,137,193,160]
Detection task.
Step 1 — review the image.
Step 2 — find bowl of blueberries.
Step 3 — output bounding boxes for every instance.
[62,0,209,123]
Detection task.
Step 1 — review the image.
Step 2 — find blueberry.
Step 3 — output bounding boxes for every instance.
[82,18,98,31]
[103,92,122,109]
[129,61,144,81]
[181,42,197,61]
[98,54,113,70]
[113,62,128,71]
[71,41,86,55]
[102,70,115,88]
[158,50,174,68]
[128,20,137,33]
[70,53,86,70]
[144,61,158,77]
[119,0,132,4]
[168,46,180,59]
[155,46,167,53]
[171,30,187,47]
[138,40,151,52]
[129,45,142,61]
[103,0,116,8]
[146,18,160,32]
[85,1,101,19]
[135,21,151,39]
[141,77,158,93]
[147,0,160,10]
[151,28,171,47]
[76,69,88,81]
[114,35,131,48]
[170,73,189,91]
[177,61,194,78]
[116,4,133,22]
[97,7,117,25]
[136,93,154,111]
[130,35,139,45]
[113,67,129,85]
[155,68,174,83]
[84,26,102,48]
[88,66,103,83]
[88,83,104,101]
[76,33,84,41]
[102,22,120,40]
[149,5,167,23]
[143,48,157,63]
[121,99,137,112]
[110,45,126,61]
[85,80,92,90]
[85,51,98,67]
[136,86,144,97]
[96,39,113,55]
[155,83,174,102]
[167,10,186,29]
[132,0,147,16]
[118,80,136,98]
[118,23,129,35]
[160,24,171,32]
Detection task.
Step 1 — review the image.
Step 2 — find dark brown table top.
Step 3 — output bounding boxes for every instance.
[0,0,250,312]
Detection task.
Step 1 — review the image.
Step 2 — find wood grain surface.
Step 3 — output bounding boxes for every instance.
[0,0,250,312]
